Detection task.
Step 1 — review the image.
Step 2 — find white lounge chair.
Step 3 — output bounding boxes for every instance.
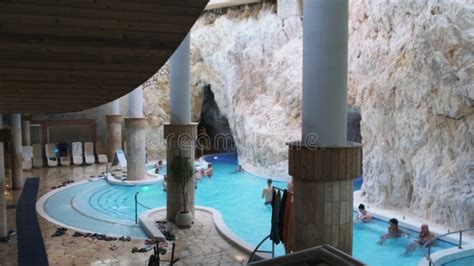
[45,143,58,167]
[95,141,108,163]
[22,146,33,170]
[84,142,95,164]
[32,144,43,168]
[72,142,84,165]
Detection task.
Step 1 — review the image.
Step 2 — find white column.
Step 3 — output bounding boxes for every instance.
[302,0,348,146]
[169,33,191,124]
[10,113,23,190]
[126,87,146,180]
[129,87,144,118]
[110,99,120,115]
[0,114,6,238]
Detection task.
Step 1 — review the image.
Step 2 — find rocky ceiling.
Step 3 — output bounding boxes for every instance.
[0,0,208,113]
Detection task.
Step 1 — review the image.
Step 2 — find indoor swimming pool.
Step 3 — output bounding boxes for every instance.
[39,153,456,265]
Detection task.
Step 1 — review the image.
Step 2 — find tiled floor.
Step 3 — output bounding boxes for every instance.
[0,164,248,265]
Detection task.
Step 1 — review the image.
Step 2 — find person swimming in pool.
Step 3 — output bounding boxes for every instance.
[236,165,242,173]
[405,224,435,253]
[262,179,273,205]
[378,218,406,244]
[206,163,213,177]
[357,203,372,223]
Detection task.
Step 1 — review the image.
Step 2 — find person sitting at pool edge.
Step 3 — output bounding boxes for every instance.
[154,160,163,174]
[195,169,202,180]
[162,175,167,192]
[200,168,207,178]
[262,179,273,205]
[206,163,213,177]
[378,218,405,244]
[357,203,372,223]
[405,224,435,253]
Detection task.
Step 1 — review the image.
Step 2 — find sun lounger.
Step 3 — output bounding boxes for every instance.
[32,144,43,168]
[84,142,95,164]
[72,142,83,165]
[95,141,108,163]
[22,146,33,170]
[45,143,58,167]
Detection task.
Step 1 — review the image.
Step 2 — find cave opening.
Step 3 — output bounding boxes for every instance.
[196,84,236,157]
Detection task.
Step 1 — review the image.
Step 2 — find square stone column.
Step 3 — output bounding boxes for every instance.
[288,141,361,254]
[125,117,147,181]
[106,115,123,162]
[164,123,197,222]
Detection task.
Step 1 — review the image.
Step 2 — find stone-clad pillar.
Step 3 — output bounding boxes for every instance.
[10,113,23,190]
[106,115,123,162]
[289,0,361,255]
[166,33,197,221]
[106,99,122,162]
[164,124,197,221]
[0,114,7,238]
[288,143,361,254]
[124,117,147,181]
[125,86,146,180]
[21,114,31,146]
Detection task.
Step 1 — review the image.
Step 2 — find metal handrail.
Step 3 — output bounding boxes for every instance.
[424,228,474,266]
[134,192,139,224]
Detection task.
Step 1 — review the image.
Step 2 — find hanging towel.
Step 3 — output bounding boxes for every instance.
[270,190,281,244]
[283,192,293,254]
[278,189,288,243]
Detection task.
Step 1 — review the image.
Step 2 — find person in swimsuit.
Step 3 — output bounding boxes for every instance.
[357,204,372,223]
[405,224,435,253]
[262,179,273,205]
[195,169,202,180]
[155,160,163,174]
[206,163,213,177]
[378,218,405,244]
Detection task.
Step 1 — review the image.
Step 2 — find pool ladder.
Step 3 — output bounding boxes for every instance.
[424,227,474,266]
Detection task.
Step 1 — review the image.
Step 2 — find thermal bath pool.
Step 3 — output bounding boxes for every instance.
[38,153,456,265]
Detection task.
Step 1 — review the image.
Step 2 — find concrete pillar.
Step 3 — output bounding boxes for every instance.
[10,113,23,190]
[164,124,197,221]
[302,0,348,146]
[110,99,120,115]
[165,34,197,221]
[288,0,361,255]
[105,99,122,162]
[129,87,144,118]
[0,114,6,238]
[169,34,191,124]
[124,118,147,181]
[106,115,123,162]
[125,87,146,180]
[21,114,31,146]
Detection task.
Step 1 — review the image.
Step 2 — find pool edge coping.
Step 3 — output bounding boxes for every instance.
[140,206,267,260]
[417,244,474,266]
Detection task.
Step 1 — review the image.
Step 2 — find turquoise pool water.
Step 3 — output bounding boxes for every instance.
[42,153,454,265]
[443,255,474,266]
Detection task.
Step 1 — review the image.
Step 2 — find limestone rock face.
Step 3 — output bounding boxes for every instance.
[191,3,302,180]
[142,1,473,229]
[350,1,474,230]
